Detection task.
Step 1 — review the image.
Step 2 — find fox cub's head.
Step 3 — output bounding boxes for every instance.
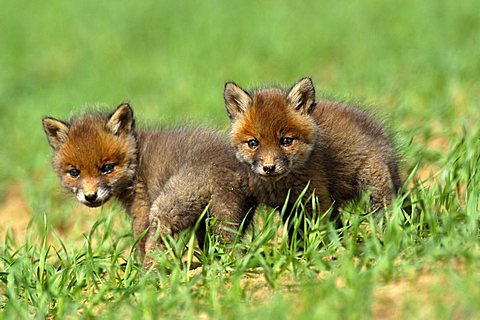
[42,103,137,207]
[224,78,318,180]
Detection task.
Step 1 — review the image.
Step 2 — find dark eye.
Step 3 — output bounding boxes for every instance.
[247,139,259,149]
[68,168,80,178]
[101,163,115,174]
[280,137,294,146]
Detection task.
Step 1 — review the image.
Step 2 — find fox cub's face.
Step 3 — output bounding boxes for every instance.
[42,103,137,207]
[224,78,318,180]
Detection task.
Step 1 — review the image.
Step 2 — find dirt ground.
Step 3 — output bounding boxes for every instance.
[0,183,31,243]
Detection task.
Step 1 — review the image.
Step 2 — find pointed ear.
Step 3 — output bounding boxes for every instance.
[286,77,316,114]
[224,82,252,121]
[42,117,70,151]
[106,102,134,135]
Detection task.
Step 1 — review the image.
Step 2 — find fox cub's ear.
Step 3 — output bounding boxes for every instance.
[224,82,252,121]
[286,77,316,115]
[106,103,135,135]
[42,117,70,151]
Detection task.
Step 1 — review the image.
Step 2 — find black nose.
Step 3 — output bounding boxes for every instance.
[263,164,276,174]
[85,193,98,202]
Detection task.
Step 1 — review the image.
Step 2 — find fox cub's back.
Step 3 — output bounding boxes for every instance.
[136,127,250,200]
[314,100,403,200]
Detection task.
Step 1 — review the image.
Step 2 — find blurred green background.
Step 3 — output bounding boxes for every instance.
[1,0,479,205]
[1,1,480,318]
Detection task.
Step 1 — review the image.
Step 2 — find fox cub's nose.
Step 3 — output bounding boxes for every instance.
[84,192,98,203]
[263,164,276,174]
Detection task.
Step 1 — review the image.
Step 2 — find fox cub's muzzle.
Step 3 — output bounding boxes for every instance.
[76,183,111,208]
[253,157,289,179]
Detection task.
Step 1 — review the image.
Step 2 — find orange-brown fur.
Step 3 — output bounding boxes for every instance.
[43,103,256,267]
[224,78,402,231]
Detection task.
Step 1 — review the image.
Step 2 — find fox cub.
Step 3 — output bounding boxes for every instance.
[42,103,256,265]
[224,77,402,228]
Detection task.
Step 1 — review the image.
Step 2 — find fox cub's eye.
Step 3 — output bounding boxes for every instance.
[101,163,115,174]
[68,168,80,178]
[247,139,259,149]
[280,137,294,147]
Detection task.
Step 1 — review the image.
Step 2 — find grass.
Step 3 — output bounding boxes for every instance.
[1,0,480,318]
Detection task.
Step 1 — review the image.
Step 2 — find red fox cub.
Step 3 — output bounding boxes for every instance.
[42,103,256,266]
[224,77,402,229]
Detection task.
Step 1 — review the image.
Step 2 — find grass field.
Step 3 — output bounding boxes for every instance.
[1,0,480,318]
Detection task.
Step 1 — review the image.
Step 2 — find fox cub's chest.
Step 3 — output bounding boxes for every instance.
[251,174,314,208]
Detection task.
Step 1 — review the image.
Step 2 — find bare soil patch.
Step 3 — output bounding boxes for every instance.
[0,183,31,243]
[373,263,469,319]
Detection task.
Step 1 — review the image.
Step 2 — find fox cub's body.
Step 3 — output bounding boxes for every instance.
[43,103,255,263]
[224,78,402,226]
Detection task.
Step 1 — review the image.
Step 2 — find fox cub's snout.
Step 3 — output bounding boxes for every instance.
[224,78,317,179]
[42,104,137,208]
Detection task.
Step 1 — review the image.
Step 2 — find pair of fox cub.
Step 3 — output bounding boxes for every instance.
[43,78,403,266]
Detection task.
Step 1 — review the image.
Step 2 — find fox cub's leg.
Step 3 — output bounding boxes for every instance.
[144,176,208,259]
[142,172,251,269]
[122,179,151,258]
[143,193,206,268]
[358,156,397,211]
[207,188,253,246]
